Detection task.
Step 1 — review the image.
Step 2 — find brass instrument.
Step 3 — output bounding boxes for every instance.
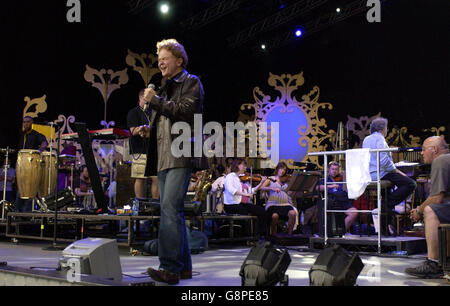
[192,164,215,202]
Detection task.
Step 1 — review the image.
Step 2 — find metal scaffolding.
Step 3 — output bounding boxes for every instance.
[309,147,398,254]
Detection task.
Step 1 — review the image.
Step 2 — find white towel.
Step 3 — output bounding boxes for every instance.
[345,148,371,199]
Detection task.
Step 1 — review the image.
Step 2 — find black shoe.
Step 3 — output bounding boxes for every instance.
[405,259,443,279]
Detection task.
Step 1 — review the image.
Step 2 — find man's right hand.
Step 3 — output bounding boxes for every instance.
[138,125,150,138]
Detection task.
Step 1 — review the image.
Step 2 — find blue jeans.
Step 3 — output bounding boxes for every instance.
[157,167,192,274]
[15,192,32,212]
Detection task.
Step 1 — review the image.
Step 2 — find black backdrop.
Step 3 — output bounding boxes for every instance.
[1,0,449,152]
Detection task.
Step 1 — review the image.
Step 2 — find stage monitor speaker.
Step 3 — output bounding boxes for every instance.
[57,238,122,282]
[240,241,291,286]
[309,245,364,286]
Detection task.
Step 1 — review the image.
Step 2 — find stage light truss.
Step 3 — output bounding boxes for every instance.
[251,0,374,54]
[180,0,244,31]
[227,0,329,48]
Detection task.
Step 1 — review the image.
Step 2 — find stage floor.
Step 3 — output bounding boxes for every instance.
[0,238,448,286]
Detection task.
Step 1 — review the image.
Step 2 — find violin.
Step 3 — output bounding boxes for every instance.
[239,174,263,183]
[333,173,344,182]
[269,174,292,184]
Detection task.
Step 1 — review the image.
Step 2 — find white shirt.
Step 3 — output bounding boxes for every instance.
[211,175,225,192]
[223,172,257,205]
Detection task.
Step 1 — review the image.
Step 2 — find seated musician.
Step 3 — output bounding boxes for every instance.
[223,158,267,237]
[362,117,416,232]
[211,158,234,213]
[211,158,233,193]
[405,136,450,278]
[259,162,298,236]
[187,170,203,192]
[317,161,358,235]
[74,165,94,208]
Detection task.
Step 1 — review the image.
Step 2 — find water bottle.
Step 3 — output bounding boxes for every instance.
[132,198,139,216]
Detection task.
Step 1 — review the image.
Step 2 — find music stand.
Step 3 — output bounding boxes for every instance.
[286,171,322,198]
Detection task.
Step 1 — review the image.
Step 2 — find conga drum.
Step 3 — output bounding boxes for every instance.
[39,151,57,198]
[16,149,42,199]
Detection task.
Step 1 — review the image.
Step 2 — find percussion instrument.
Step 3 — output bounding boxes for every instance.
[16,149,42,199]
[39,151,57,198]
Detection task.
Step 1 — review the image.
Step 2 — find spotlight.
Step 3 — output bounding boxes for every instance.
[309,245,364,286]
[261,44,266,50]
[295,29,302,37]
[336,7,341,13]
[160,3,169,14]
[240,241,291,286]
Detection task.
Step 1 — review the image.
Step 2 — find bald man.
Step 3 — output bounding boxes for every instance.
[405,136,450,278]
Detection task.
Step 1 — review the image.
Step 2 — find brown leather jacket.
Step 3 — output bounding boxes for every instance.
[145,70,204,174]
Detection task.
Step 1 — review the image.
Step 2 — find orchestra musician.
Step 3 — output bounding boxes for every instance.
[259,162,298,236]
[211,158,234,213]
[223,158,267,237]
[74,165,93,208]
[405,136,450,278]
[317,161,358,235]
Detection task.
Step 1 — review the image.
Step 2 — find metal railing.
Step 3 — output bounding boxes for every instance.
[308,147,398,254]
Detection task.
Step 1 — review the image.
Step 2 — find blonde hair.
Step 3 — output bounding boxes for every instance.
[156,39,188,68]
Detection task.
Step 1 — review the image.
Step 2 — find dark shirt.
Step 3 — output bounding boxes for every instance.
[430,153,450,200]
[127,106,150,154]
[20,130,47,150]
[145,69,204,173]
[319,176,349,203]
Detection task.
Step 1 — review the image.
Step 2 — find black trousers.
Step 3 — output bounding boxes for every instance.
[382,172,417,212]
[224,203,267,236]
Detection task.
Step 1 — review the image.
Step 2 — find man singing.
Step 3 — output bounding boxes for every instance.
[139,39,204,285]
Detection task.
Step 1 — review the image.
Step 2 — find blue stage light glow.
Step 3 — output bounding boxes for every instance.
[295,29,302,37]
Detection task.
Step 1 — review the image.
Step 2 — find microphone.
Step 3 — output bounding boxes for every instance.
[143,83,156,112]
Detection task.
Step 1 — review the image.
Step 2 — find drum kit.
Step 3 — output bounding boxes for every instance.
[0,147,77,219]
